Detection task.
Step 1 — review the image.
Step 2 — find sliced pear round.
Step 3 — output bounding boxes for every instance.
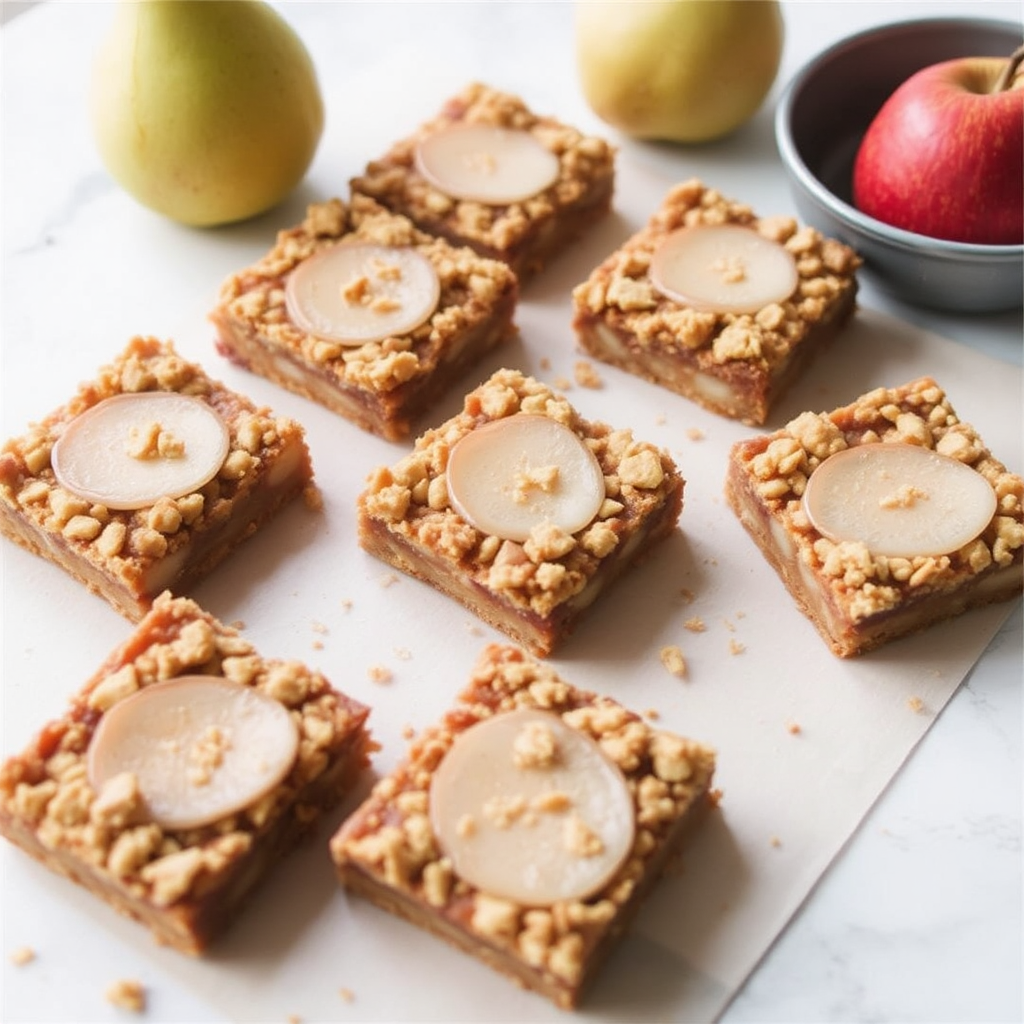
[286,242,440,346]
[414,122,561,205]
[802,442,998,558]
[51,392,230,511]
[446,414,606,542]
[429,708,636,906]
[649,223,799,314]
[87,674,300,832]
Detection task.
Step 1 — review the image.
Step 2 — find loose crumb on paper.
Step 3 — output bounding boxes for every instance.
[368,664,393,685]
[786,720,802,736]
[574,360,603,389]
[9,946,35,966]
[907,696,925,713]
[728,639,746,655]
[105,979,146,1013]
[339,987,355,1003]
[659,644,688,679]
[683,616,706,633]
[379,573,399,588]
[685,427,706,441]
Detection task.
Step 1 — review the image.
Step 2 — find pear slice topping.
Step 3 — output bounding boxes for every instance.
[414,123,561,205]
[286,242,440,346]
[446,414,605,542]
[87,675,300,832]
[51,392,230,511]
[429,708,636,906]
[802,442,998,558]
[649,224,799,314]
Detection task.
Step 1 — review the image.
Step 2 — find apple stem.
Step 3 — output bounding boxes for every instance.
[994,44,1024,93]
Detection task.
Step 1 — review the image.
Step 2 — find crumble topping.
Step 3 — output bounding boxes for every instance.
[105,978,146,1013]
[358,368,680,618]
[572,178,860,369]
[0,594,371,911]
[732,377,1024,619]
[213,194,516,397]
[351,82,615,256]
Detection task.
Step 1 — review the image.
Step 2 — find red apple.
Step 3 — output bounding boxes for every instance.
[852,47,1024,245]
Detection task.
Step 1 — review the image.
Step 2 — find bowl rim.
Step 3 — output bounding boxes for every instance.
[775,15,1024,261]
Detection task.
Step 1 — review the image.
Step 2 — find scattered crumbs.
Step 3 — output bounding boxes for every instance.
[340,598,353,612]
[643,707,661,721]
[538,356,551,371]
[303,482,324,511]
[105,979,146,1013]
[368,664,393,684]
[723,618,736,633]
[9,946,35,966]
[735,610,746,619]
[683,616,706,633]
[708,787,724,809]
[379,573,399,588]
[770,835,783,849]
[552,375,572,391]
[466,621,484,636]
[574,359,603,389]
[907,696,925,713]
[394,646,412,661]
[287,1015,302,1024]
[312,621,328,635]
[654,413,667,427]
[339,987,355,1003]
[679,587,695,604]
[786,720,802,736]
[728,639,746,655]
[312,640,324,651]
[401,723,416,740]
[685,427,706,441]
[659,644,688,679]
[703,556,719,566]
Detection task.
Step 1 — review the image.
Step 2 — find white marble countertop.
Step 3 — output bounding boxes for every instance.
[2,2,1021,1022]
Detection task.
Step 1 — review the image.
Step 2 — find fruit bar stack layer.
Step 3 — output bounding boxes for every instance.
[331,642,717,1009]
[571,178,862,425]
[725,376,1024,657]
[349,81,616,284]
[356,367,684,657]
[0,336,314,621]
[0,593,376,955]
[211,195,518,441]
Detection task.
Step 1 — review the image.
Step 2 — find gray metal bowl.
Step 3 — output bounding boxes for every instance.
[775,17,1023,313]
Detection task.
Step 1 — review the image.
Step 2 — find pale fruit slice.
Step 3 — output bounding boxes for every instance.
[649,223,799,314]
[414,123,561,205]
[802,442,998,558]
[429,708,635,905]
[446,414,605,542]
[285,242,440,346]
[87,675,300,831]
[51,392,230,511]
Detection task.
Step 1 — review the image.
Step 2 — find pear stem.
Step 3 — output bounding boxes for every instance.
[993,44,1024,93]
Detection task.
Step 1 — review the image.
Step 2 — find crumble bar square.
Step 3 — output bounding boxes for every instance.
[356,368,684,657]
[571,179,861,425]
[330,642,716,1009]
[350,81,616,284]
[725,376,1024,656]
[0,336,314,621]
[211,194,518,440]
[0,593,376,955]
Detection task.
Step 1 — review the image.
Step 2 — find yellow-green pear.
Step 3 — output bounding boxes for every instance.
[91,0,324,227]
[575,0,784,143]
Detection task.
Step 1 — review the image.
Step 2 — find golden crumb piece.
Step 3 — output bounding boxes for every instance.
[679,587,695,604]
[379,573,399,588]
[312,640,324,651]
[786,720,802,735]
[105,979,146,1013]
[644,707,661,720]
[303,483,324,511]
[770,835,783,848]
[728,639,746,655]
[339,987,355,1003]
[659,644,688,679]
[368,664,393,684]
[685,427,706,441]
[574,360,603,389]
[683,616,705,633]
[9,946,35,966]
[907,696,925,713]
[552,375,573,391]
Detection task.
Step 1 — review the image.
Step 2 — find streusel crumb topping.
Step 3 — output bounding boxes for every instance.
[351,82,616,252]
[359,368,680,618]
[733,376,1024,619]
[332,643,715,987]
[572,179,860,369]
[0,337,310,593]
[0,594,369,909]
[213,194,516,395]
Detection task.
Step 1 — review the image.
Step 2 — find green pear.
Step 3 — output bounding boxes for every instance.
[575,0,784,144]
[91,0,324,227]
